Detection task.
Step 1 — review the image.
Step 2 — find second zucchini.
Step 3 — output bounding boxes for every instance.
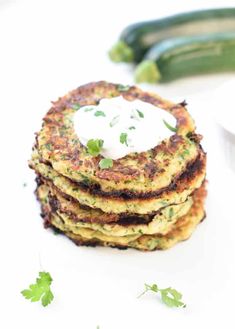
[135,32,235,83]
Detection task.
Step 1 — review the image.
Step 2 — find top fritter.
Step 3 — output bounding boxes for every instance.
[35,81,203,197]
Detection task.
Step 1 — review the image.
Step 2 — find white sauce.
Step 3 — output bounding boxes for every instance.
[73,96,176,160]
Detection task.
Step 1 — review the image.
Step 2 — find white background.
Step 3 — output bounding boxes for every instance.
[1,0,235,328]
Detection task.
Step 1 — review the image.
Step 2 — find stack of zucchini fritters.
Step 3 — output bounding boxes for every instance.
[30,81,207,251]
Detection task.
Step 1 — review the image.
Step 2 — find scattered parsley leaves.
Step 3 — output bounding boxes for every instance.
[128,126,136,130]
[86,139,104,156]
[120,133,128,146]
[179,149,190,159]
[117,84,130,92]
[163,120,177,133]
[138,283,186,308]
[169,207,174,219]
[72,103,81,111]
[109,115,120,127]
[45,143,53,151]
[136,109,144,118]
[84,107,94,112]
[94,111,106,117]
[131,109,144,121]
[21,272,54,307]
[99,158,113,169]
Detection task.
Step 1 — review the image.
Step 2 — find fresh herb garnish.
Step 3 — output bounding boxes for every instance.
[117,84,130,92]
[136,109,144,118]
[131,109,144,120]
[86,139,104,156]
[72,103,81,111]
[99,158,113,169]
[169,207,174,219]
[21,272,54,307]
[94,111,106,117]
[45,143,53,151]
[120,133,128,146]
[84,107,94,112]
[128,126,136,130]
[109,115,120,127]
[138,283,186,308]
[179,149,190,160]
[163,120,177,133]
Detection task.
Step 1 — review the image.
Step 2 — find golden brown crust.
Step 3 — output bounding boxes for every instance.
[39,183,206,251]
[35,176,195,226]
[33,147,206,201]
[36,81,200,194]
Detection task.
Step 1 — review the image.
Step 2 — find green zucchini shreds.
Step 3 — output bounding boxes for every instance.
[134,60,161,83]
[108,40,134,63]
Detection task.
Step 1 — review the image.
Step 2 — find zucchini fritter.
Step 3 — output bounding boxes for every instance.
[30,81,207,251]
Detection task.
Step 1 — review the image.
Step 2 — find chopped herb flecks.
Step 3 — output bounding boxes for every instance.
[45,143,53,151]
[84,107,94,112]
[128,126,136,130]
[120,133,128,146]
[179,149,190,160]
[94,111,106,117]
[72,103,81,111]
[163,120,177,133]
[136,109,144,118]
[99,158,113,169]
[109,115,120,127]
[131,109,144,121]
[117,84,130,92]
[86,139,104,156]
[169,207,174,219]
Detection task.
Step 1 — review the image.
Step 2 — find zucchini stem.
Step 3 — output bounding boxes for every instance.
[108,40,134,63]
[134,60,161,83]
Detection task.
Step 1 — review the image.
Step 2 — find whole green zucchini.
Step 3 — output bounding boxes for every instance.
[109,8,235,63]
[134,32,235,83]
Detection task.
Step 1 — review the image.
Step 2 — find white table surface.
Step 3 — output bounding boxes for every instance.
[1,1,235,328]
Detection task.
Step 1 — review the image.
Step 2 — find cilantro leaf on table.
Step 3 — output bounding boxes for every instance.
[138,283,186,308]
[21,271,54,307]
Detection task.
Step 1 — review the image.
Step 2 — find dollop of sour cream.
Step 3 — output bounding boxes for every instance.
[73,96,176,160]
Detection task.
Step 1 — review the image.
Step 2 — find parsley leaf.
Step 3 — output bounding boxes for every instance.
[109,115,120,127]
[117,84,130,92]
[21,271,54,307]
[179,149,190,160]
[94,111,106,117]
[138,283,186,308]
[130,109,144,121]
[120,133,128,146]
[86,139,104,156]
[128,126,136,130]
[99,158,113,169]
[72,103,81,111]
[84,107,94,112]
[45,143,53,151]
[163,120,177,133]
[136,109,144,118]
[160,288,185,308]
